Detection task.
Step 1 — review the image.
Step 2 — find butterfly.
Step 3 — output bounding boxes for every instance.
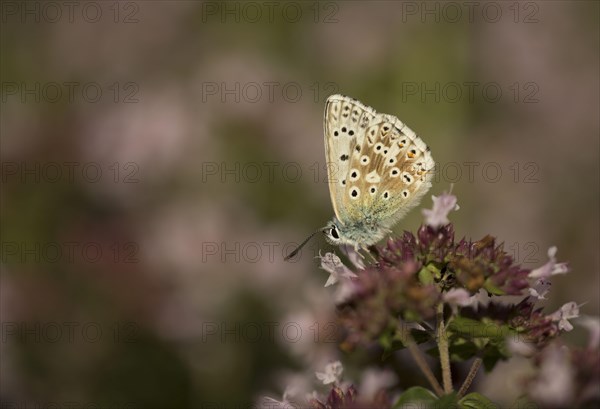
[285,95,435,260]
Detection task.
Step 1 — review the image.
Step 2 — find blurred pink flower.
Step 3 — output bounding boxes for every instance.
[529,344,574,407]
[422,193,459,228]
[529,278,552,300]
[443,288,475,307]
[358,368,397,401]
[548,302,580,332]
[340,245,365,270]
[579,316,600,350]
[319,252,358,287]
[529,246,569,279]
[316,361,343,385]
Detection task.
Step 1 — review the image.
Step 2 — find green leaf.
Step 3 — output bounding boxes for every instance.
[437,392,459,407]
[379,330,395,361]
[459,392,496,409]
[448,317,512,340]
[444,316,514,369]
[483,279,504,296]
[418,266,435,285]
[510,396,537,409]
[448,317,489,338]
[393,387,438,408]
[448,341,479,362]
[381,341,405,361]
[394,390,460,408]
[482,347,504,372]
[428,262,443,277]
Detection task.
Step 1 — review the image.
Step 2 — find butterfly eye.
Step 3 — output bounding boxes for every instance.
[330,227,340,239]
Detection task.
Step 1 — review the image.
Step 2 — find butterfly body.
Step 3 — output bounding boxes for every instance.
[326,215,388,248]
[322,95,435,250]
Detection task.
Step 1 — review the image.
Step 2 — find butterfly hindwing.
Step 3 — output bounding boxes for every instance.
[365,118,435,227]
[324,95,435,228]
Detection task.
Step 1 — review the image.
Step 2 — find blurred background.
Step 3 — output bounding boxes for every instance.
[1,1,598,408]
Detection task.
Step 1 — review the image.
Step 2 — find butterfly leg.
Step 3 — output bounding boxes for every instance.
[367,244,380,260]
[363,244,379,263]
[339,244,366,270]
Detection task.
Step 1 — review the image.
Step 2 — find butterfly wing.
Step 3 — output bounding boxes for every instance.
[324,94,377,225]
[324,94,434,228]
[357,116,435,228]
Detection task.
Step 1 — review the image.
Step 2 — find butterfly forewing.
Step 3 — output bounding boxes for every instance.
[324,94,435,229]
[324,95,377,224]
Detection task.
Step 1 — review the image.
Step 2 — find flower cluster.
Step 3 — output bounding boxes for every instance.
[526,319,600,408]
[260,193,597,408]
[335,194,562,355]
[259,362,395,409]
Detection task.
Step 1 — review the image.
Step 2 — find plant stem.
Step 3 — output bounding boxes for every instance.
[396,321,444,396]
[437,303,453,393]
[458,358,482,397]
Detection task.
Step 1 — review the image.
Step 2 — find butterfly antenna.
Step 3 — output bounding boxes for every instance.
[284,228,326,261]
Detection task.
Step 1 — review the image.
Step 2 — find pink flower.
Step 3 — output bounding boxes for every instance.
[529,278,552,300]
[529,344,574,406]
[529,247,569,279]
[422,193,459,228]
[442,288,475,313]
[443,288,474,305]
[319,252,358,287]
[258,385,299,409]
[315,361,344,385]
[340,244,365,270]
[549,302,580,332]
[507,337,536,357]
[359,368,397,400]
